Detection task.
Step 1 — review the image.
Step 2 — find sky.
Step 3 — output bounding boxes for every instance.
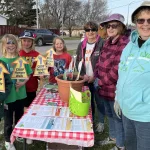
[107,0,145,25]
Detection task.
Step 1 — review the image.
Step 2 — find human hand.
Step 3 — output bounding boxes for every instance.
[83,75,89,82]
[114,101,121,119]
[15,81,26,89]
[88,76,95,83]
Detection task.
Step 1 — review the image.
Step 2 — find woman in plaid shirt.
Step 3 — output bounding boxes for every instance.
[94,14,129,150]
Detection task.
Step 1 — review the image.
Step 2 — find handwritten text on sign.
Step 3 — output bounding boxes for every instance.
[34,55,49,76]
[45,48,56,67]
[11,57,28,79]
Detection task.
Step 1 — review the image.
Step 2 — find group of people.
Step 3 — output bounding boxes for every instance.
[0,31,72,150]
[0,1,149,150]
[76,1,150,150]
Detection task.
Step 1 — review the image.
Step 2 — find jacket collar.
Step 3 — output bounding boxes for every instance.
[81,35,100,57]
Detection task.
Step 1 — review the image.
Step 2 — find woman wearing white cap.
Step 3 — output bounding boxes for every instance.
[114,1,150,150]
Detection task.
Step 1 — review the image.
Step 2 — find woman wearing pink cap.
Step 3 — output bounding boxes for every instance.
[94,13,129,150]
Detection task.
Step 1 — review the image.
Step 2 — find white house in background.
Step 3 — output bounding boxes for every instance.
[0,15,8,25]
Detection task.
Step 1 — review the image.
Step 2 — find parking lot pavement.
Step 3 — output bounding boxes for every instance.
[35,39,80,54]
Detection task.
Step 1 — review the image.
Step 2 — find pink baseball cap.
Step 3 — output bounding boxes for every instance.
[100,13,125,26]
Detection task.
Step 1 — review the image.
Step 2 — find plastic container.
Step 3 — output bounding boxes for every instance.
[69,87,91,117]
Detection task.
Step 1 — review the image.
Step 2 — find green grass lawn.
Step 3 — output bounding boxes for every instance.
[0,50,115,150]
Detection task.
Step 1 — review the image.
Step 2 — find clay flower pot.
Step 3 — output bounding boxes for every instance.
[55,74,84,103]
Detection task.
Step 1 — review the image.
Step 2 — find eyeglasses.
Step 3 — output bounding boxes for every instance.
[136,18,150,24]
[6,40,15,45]
[84,28,97,32]
[106,24,119,29]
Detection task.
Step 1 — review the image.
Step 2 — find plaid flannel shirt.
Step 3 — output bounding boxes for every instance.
[94,35,129,100]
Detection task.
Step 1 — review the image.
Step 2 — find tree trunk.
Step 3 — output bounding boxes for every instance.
[69,28,72,37]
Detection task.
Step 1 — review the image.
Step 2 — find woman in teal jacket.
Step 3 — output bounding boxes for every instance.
[114,1,150,150]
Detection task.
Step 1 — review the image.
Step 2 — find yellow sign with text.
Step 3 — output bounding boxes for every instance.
[34,54,49,76]
[0,63,10,93]
[45,48,56,67]
[11,57,28,79]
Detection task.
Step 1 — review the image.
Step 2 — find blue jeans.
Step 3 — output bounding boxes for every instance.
[103,97,124,147]
[95,92,105,123]
[122,114,150,150]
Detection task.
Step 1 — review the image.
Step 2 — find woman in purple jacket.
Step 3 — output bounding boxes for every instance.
[94,14,129,150]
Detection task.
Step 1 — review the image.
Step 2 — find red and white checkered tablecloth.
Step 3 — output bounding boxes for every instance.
[10,87,94,147]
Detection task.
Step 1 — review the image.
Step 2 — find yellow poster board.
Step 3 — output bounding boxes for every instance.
[45,48,56,67]
[11,57,28,79]
[0,63,10,93]
[34,54,49,76]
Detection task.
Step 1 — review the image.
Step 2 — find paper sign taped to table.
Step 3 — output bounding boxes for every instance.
[15,115,93,132]
[15,115,55,130]
[27,105,57,116]
[27,105,75,118]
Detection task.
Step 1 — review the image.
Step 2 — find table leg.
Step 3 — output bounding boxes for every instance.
[23,138,27,150]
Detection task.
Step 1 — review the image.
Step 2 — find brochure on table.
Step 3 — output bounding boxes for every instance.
[15,115,93,132]
[27,105,75,117]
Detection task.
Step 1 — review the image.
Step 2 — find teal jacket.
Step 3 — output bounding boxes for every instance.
[116,30,150,122]
[0,60,12,120]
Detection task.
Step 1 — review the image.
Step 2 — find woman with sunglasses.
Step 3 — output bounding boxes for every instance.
[94,14,129,150]
[115,1,150,150]
[76,21,103,128]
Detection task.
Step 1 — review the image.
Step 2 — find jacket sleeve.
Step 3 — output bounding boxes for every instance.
[98,46,125,86]
[94,57,100,78]
[0,62,12,102]
[94,39,104,78]
[75,42,82,71]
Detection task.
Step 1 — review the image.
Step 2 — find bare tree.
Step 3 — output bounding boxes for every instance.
[76,0,108,26]
[39,0,81,31]
[40,0,64,29]
[39,0,108,36]
[63,0,81,37]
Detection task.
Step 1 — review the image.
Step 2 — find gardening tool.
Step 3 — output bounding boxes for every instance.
[68,55,77,80]
[72,55,77,72]
[76,59,83,81]
[63,69,68,80]
[68,57,74,80]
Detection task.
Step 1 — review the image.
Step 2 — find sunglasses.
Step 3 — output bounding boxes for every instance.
[136,18,150,24]
[106,24,119,29]
[6,40,15,45]
[85,28,97,32]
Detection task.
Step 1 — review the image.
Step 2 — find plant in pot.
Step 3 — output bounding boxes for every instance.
[55,57,84,103]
